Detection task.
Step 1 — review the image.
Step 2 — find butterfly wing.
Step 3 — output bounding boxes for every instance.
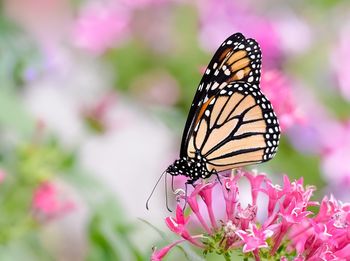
[186,81,280,172]
[180,33,264,159]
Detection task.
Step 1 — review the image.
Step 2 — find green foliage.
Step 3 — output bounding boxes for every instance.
[87,199,143,261]
[108,5,207,114]
[0,15,40,89]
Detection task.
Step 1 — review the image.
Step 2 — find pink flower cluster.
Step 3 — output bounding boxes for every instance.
[32,181,74,220]
[152,171,350,260]
[72,2,130,54]
[331,22,350,102]
[196,0,281,67]
[260,70,303,131]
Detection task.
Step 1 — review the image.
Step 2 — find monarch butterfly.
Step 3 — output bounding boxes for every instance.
[146,33,280,209]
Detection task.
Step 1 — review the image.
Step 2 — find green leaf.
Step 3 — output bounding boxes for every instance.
[138,218,167,240]
[0,89,34,138]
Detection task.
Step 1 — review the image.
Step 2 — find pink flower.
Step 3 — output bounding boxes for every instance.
[320,120,350,187]
[236,223,273,253]
[72,2,129,54]
[32,181,74,220]
[82,92,119,133]
[260,70,302,131]
[331,22,350,101]
[243,171,265,206]
[120,0,176,9]
[273,12,312,56]
[164,205,203,247]
[151,239,185,261]
[196,0,282,67]
[0,169,6,184]
[130,70,180,106]
[221,173,241,220]
[152,171,350,260]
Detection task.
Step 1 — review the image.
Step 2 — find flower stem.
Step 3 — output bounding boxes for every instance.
[253,250,261,261]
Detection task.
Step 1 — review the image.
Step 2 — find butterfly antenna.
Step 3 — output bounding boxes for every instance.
[164,172,172,212]
[146,170,166,210]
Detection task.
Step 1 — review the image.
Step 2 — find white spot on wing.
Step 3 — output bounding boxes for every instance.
[219,82,228,89]
[211,82,219,90]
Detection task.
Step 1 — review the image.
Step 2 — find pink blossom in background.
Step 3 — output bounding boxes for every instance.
[285,85,350,187]
[32,181,75,220]
[273,12,312,56]
[331,22,350,101]
[72,2,130,54]
[131,4,177,54]
[153,171,350,260]
[82,92,120,132]
[260,70,302,131]
[0,169,6,183]
[321,120,350,186]
[3,0,72,46]
[120,0,175,9]
[130,70,180,106]
[0,169,7,184]
[286,85,335,154]
[197,0,282,67]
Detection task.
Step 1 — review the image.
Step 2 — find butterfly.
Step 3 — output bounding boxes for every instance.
[146,33,280,210]
[167,32,280,182]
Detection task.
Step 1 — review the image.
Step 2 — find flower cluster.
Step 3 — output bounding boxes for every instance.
[152,171,350,260]
[260,70,303,131]
[32,181,75,221]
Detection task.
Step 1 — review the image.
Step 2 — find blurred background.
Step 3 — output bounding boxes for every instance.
[1,0,350,260]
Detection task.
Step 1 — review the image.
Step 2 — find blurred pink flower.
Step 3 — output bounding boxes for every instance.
[285,88,350,188]
[286,86,336,154]
[130,70,180,106]
[331,22,350,101]
[72,2,130,54]
[260,70,303,131]
[120,0,173,9]
[33,181,74,220]
[153,171,350,260]
[321,120,350,186]
[82,92,120,132]
[3,0,72,46]
[0,169,6,184]
[197,0,281,67]
[273,12,312,56]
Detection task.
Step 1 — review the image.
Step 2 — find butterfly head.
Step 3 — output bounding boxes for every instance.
[166,156,211,181]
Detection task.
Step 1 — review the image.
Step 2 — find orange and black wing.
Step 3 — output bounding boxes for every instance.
[180,33,264,158]
[186,81,280,172]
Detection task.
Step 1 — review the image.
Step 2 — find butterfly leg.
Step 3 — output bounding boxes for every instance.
[182,182,189,211]
[181,179,198,211]
[212,169,222,185]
